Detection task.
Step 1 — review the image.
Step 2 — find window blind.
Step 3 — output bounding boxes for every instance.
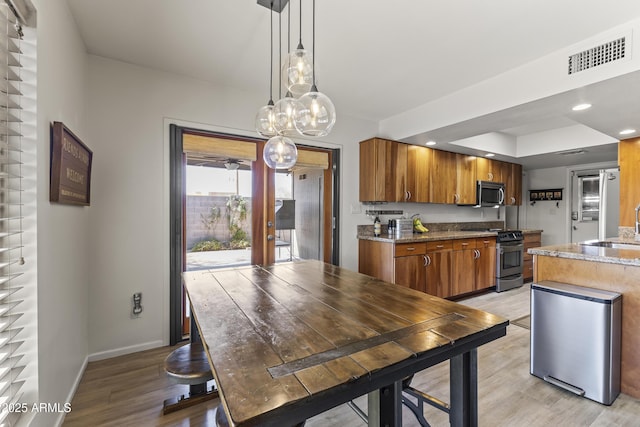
[0,3,26,425]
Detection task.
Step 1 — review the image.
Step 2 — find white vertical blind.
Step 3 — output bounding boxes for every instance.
[0,3,25,425]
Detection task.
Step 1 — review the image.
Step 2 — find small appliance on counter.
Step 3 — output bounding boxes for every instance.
[392,219,414,237]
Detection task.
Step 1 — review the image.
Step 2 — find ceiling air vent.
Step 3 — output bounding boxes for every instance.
[568,37,626,75]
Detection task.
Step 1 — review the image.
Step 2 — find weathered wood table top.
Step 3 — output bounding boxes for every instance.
[184,260,508,427]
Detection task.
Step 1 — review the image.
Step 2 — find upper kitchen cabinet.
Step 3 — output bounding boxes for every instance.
[406,145,432,203]
[619,137,640,227]
[505,162,522,206]
[430,149,457,204]
[456,154,477,204]
[359,138,408,202]
[476,157,502,183]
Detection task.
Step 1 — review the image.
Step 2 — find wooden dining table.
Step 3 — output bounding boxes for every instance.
[184,259,508,427]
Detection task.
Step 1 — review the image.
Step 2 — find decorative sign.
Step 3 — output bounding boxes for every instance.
[50,122,93,206]
[530,188,563,201]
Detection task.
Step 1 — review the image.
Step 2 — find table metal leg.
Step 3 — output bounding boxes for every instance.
[371,380,402,427]
[449,349,478,427]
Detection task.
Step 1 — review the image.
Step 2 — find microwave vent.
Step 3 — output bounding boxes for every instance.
[568,37,626,75]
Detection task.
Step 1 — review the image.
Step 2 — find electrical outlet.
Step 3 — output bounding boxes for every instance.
[132,292,143,318]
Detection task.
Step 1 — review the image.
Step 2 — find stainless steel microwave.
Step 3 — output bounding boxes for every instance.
[476,181,505,207]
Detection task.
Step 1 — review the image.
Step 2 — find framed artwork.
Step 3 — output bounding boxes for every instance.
[530,188,563,201]
[50,121,93,206]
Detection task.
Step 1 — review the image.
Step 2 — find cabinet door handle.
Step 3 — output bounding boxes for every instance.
[406,190,412,201]
[406,247,415,251]
[423,255,428,267]
[436,244,444,249]
[461,242,469,246]
[510,196,516,204]
[475,249,481,259]
[454,193,460,203]
[425,255,431,266]
[488,172,494,181]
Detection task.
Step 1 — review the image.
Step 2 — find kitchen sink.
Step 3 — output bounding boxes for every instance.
[580,240,640,250]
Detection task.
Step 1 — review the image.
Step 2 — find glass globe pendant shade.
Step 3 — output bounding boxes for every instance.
[273,92,303,136]
[263,135,298,169]
[294,85,336,137]
[282,48,314,98]
[255,101,277,137]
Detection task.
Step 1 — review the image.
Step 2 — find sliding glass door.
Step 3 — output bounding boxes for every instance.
[169,125,339,343]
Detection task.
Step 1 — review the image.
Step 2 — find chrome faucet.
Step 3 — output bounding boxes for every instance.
[636,203,640,235]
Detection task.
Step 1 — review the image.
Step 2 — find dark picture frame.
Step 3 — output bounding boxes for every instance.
[50,122,93,206]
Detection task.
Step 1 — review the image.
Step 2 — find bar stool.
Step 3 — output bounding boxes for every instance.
[163,341,219,414]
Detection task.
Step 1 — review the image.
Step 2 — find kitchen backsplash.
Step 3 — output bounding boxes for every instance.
[357,220,505,236]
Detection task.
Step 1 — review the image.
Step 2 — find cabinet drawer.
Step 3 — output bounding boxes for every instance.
[453,238,477,250]
[476,237,496,248]
[426,240,453,251]
[524,233,541,244]
[395,242,427,257]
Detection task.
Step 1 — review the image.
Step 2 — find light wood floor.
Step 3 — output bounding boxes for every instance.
[63,284,640,426]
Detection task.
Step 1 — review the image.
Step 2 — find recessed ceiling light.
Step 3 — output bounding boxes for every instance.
[485,153,495,157]
[425,141,436,146]
[572,103,592,111]
[619,129,636,135]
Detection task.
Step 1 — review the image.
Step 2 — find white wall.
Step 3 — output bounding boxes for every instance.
[34,0,90,425]
[84,55,377,355]
[523,167,569,246]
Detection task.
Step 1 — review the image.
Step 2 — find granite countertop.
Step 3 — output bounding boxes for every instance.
[528,239,640,267]
[358,228,543,243]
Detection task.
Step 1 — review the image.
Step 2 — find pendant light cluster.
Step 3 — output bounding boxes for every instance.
[255,0,336,169]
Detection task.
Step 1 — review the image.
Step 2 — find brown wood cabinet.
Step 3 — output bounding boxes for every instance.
[523,232,541,282]
[359,137,523,205]
[505,163,522,206]
[359,236,496,298]
[425,240,453,297]
[406,145,431,202]
[456,154,477,204]
[430,150,457,204]
[359,138,407,202]
[393,242,427,292]
[476,157,502,182]
[451,239,476,295]
[619,137,640,228]
[475,238,496,290]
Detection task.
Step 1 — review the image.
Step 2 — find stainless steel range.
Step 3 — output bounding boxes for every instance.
[495,230,524,292]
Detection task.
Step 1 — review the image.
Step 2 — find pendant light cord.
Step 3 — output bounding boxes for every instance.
[312,0,316,87]
[297,0,303,49]
[269,1,274,103]
[278,4,282,99]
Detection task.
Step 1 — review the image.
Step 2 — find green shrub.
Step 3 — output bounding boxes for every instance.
[191,239,223,252]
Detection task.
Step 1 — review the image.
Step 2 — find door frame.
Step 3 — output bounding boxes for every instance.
[169,124,340,344]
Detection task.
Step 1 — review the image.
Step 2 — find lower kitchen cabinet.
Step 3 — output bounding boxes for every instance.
[475,238,496,290]
[451,239,476,295]
[359,237,494,298]
[523,232,542,282]
[425,241,453,297]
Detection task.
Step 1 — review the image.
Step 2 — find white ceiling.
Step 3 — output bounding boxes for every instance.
[65,0,640,169]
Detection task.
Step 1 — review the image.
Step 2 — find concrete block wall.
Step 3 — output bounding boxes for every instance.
[186,195,253,249]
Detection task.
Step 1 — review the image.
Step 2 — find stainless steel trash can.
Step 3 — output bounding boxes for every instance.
[530,280,621,405]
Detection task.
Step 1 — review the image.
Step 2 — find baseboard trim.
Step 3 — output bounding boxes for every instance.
[88,340,164,362]
[56,354,89,426]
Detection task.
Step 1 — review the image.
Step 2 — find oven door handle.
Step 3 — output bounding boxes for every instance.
[498,243,524,253]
